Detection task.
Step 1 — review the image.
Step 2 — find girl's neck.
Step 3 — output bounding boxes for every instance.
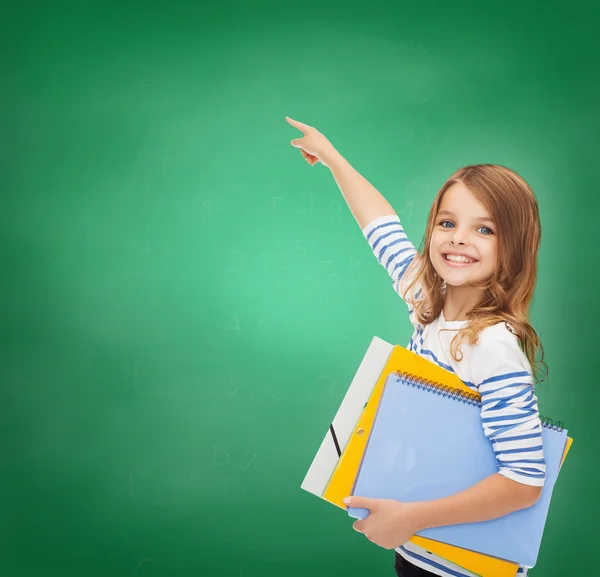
[442,284,484,322]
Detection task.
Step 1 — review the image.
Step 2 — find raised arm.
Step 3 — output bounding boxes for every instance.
[286,116,396,228]
[286,116,423,326]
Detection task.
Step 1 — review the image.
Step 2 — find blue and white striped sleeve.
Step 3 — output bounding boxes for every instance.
[471,329,547,487]
[362,214,422,327]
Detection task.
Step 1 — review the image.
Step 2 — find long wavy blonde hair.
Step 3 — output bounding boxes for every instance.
[403,164,547,383]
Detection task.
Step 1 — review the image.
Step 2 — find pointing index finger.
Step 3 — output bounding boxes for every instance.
[285,116,311,132]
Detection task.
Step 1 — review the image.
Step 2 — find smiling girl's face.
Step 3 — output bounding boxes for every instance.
[429,182,498,288]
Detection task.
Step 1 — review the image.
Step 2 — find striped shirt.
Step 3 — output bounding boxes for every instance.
[363,214,546,577]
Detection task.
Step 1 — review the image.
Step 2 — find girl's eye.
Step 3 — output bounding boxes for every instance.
[478,226,494,235]
[439,220,454,228]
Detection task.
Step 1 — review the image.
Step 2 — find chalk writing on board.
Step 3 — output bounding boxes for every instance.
[327,273,341,295]
[275,240,289,259]
[200,199,213,220]
[241,449,256,472]
[330,201,341,223]
[271,196,284,213]
[211,444,231,467]
[223,371,239,401]
[401,198,416,224]
[227,267,241,284]
[296,192,316,219]
[308,375,336,401]
[129,362,149,395]
[225,316,241,335]
[269,381,285,402]
[410,40,430,59]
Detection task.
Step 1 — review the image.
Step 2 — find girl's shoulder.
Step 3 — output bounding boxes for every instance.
[460,321,532,386]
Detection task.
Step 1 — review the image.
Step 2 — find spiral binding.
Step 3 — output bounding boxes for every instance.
[393,370,481,407]
[540,416,565,432]
[393,369,566,433]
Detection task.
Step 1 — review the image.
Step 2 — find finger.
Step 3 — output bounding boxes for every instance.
[300,150,318,165]
[286,116,311,132]
[353,520,365,533]
[290,138,304,148]
[344,495,376,509]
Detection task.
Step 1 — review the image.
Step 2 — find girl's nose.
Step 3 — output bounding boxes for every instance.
[450,229,467,245]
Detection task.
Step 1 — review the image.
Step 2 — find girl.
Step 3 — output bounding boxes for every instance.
[286,117,546,577]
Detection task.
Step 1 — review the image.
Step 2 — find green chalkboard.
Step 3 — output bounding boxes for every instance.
[2,0,598,576]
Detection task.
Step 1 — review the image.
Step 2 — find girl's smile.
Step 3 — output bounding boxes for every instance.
[442,251,479,266]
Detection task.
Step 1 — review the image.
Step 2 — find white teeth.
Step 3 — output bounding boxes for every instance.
[445,254,476,264]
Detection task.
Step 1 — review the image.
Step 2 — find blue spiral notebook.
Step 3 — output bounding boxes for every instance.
[347,371,568,568]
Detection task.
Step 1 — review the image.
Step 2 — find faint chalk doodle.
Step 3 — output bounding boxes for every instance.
[308,375,336,401]
[401,198,417,224]
[220,370,238,401]
[227,249,243,283]
[211,445,231,467]
[268,380,286,402]
[275,240,289,259]
[225,316,241,335]
[271,196,284,213]
[327,273,341,294]
[227,267,241,284]
[303,276,315,290]
[349,253,362,272]
[401,129,414,145]
[128,362,149,395]
[296,192,316,219]
[407,39,430,60]
[200,199,213,221]
[240,449,256,472]
[329,201,341,223]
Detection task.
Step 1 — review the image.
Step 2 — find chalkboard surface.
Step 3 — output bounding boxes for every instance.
[2,1,597,576]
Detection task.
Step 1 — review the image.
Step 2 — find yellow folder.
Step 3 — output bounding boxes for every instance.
[323,345,573,577]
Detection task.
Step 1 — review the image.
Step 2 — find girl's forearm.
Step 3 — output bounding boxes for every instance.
[412,473,543,531]
[324,149,396,229]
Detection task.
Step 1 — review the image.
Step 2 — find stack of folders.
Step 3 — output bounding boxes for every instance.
[301,336,573,577]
